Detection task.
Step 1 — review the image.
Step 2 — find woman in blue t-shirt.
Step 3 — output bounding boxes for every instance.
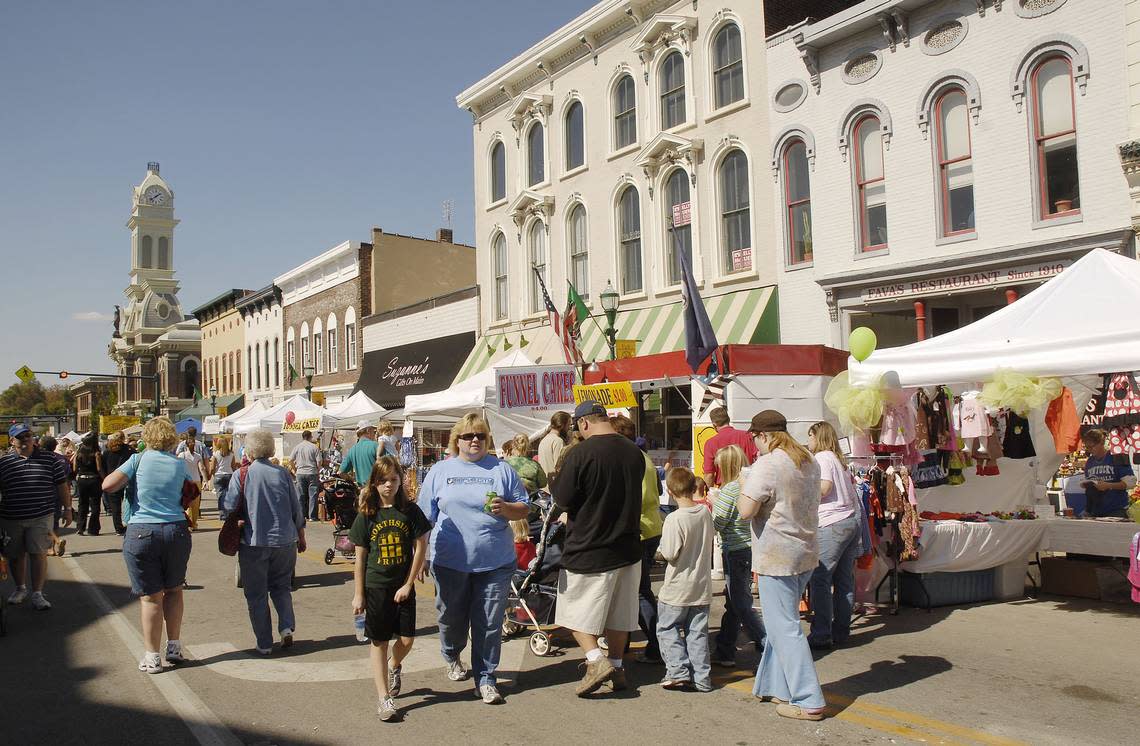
[102,416,195,675]
[421,413,529,705]
[1080,429,1136,518]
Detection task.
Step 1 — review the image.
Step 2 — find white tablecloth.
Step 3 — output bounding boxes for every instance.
[1042,519,1140,558]
[900,520,1047,573]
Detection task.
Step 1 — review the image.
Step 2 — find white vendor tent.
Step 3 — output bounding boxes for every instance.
[403,348,571,448]
[218,399,272,435]
[258,395,330,432]
[325,391,389,428]
[59,431,84,444]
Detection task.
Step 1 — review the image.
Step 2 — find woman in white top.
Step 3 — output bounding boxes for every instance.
[806,421,861,650]
[210,435,238,515]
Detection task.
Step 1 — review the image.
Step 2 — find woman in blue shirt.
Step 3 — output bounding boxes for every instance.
[422,413,529,705]
[102,417,195,674]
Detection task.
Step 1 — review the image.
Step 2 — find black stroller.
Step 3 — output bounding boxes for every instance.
[321,476,360,565]
[502,492,565,656]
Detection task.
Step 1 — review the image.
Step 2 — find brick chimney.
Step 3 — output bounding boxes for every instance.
[372,226,383,246]
[436,228,454,243]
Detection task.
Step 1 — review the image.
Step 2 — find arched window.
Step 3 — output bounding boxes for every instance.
[490,141,506,202]
[660,52,686,130]
[719,150,751,273]
[300,322,310,372]
[783,139,813,265]
[493,233,508,321]
[665,169,692,284]
[565,101,585,171]
[235,350,241,391]
[528,222,547,314]
[934,88,975,236]
[326,313,338,373]
[222,354,229,394]
[853,115,888,251]
[286,327,296,383]
[139,235,153,268]
[614,75,637,149]
[254,343,261,389]
[568,205,589,299]
[248,345,254,389]
[157,237,169,269]
[344,307,357,370]
[527,124,545,186]
[273,338,280,388]
[713,24,744,109]
[183,360,198,400]
[1032,56,1080,218]
[618,186,643,294]
[314,319,324,375]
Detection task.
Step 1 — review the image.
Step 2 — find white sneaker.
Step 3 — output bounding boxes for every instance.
[478,683,504,704]
[280,628,294,649]
[30,592,51,610]
[377,696,398,721]
[7,587,28,604]
[445,658,468,681]
[138,652,162,674]
[165,642,187,664]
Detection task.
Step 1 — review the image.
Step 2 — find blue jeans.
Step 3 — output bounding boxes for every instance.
[637,536,661,660]
[238,544,298,651]
[213,474,232,515]
[753,571,826,709]
[656,602,712,691]
[297,474,320,519]
[714,548,766,660]
[808,514,860,646]
[433,563,514,688]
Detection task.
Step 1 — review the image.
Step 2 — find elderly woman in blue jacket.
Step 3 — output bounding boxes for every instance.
[223,429,307,654]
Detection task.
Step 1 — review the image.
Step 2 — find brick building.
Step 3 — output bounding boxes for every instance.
[70,377,117,434]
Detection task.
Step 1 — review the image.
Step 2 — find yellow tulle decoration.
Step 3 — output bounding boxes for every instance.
[979,369,1063,416]
[825,371,886,435]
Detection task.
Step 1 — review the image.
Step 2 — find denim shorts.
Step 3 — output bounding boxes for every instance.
[122,521,192,596]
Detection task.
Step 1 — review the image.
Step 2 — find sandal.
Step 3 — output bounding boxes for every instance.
[661,679,690,691]
[775,703,826,721]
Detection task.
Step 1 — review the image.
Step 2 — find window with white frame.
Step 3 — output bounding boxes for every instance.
[1031,56,1080,218]
[660,52,686,130]
[618,186,643,294]
[713,24,744,109]
[528,221,547,314]
[493,232,508,320]
[783,139,813,265]
[301,337,310,370]
[614,75,637,149]
[287,339,295,376]
[273,338,280,387]
[327,327,338,373]
[247,345,253,389]
[665,169,692,284]
[254,343,261,389]
[314,332,324,375]
[527,124,545,186]
[345,323,357,369]
[565,101,585,171]
[491,141,506,202]
[934,88,975,236]
[568,204,589,298]
[719,149,751,273]
[853,115,888,251]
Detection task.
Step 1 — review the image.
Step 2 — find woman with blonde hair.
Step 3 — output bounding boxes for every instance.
[376,418,398,458]
[806,421,861,650]
[210,435,238,516]
[102,416,196,674]
[738,410,826,721]
[503,433,547,497]
[420,413,530,704]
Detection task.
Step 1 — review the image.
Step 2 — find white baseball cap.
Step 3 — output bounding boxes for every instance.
[356,420,373,433]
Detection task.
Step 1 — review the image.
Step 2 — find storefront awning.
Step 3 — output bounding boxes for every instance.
[355,331,476,409]
[455,285,778,382]
[175,393,244,420]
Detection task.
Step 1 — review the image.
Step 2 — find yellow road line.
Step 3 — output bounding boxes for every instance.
[842,699,1028,746]
[836,709,966,745]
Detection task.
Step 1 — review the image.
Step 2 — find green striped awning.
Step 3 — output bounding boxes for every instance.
[453,285,778,383]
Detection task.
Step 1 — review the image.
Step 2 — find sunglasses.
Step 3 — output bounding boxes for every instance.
[457,432,488,442]
[15,433,33,441]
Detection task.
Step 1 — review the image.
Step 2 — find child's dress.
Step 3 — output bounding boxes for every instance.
[515,539,537,571]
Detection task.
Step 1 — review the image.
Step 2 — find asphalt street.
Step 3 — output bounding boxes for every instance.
[2,498,1138,746]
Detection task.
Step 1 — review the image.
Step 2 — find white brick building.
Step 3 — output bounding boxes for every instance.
[767,0,1134,348]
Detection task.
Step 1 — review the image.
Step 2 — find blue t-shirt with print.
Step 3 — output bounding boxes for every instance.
[117,450,193,524]
[1084,453,1134,516]
[422,454,529,573]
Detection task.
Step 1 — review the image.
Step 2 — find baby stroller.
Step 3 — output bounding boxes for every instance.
[502,492,565,656]
[320,476,360,565]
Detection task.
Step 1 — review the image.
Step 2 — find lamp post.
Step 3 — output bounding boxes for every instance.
[303,364,316,401]
[208,385,217,414]
[600,280,620,360]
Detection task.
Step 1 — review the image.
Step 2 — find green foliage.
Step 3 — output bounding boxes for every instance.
[0,380,75,416]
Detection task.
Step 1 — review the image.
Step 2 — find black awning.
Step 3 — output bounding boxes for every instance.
[355,331,475,409]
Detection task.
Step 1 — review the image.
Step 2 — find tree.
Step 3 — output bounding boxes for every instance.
[0,380,74,416]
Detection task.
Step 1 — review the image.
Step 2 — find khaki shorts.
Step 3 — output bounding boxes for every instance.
[1,515,55,557]
[555,561,641,635]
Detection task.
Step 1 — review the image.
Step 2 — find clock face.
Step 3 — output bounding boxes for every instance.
[144,186,167,205]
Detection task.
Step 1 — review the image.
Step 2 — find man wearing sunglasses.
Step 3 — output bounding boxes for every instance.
[552,401,648,697]
[0,424,73,610]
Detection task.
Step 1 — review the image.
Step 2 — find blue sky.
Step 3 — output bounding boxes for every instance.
[0,0,595,388]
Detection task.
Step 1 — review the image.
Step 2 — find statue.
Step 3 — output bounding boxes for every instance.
[113,305,121,337]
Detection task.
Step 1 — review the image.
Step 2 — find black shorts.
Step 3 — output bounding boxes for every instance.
[365,584,417,642]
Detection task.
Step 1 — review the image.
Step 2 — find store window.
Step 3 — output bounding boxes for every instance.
[718,149,750,273]
[934,88,975,236]
[783,139,813,265]
[528,221,546,314]
[327,327,338,373]
[1031,56,1080,218]
[849,309,915,349]
[636,387,694,452]
[660,51,686,130]
[712,23,744,109]
[613,74,637,149]
[568,204,589,299]
[527,123,545,186]
[853,115,888,251]
[565,101,585,171]
[665,169,692,285]
[618,186,643,294]
[493,232,508,320]
[490,141,506,202]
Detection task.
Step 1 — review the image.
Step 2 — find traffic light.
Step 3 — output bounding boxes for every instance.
[58,371,69,379]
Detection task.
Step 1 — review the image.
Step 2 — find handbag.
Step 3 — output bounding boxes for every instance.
[218,465,249,556]
[181,479,200,509]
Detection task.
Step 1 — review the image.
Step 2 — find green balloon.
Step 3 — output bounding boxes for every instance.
[849,327,878,362]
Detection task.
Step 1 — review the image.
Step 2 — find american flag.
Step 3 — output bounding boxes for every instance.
[533,265,582,365]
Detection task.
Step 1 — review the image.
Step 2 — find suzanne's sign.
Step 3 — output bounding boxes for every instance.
[383,354,431,389]
[496,365,577,413]
[573,382,637,409]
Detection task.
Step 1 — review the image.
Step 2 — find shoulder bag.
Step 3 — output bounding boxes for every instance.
[218,465,249,556]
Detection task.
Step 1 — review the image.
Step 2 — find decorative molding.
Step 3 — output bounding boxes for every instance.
[770,125,817,181]
[825,288,839,322]
[842,47,883,85]
[1015,0,1065,19]
[1009,34,1090,112]
[792,32,820,93]
[772,78,809,113]
[916,70,982,139]
[837,99,893,162]
[634,131,704,197]
[892,11,909,48]
[1120,141,1140,175]
[976,0,986,17]
[921,15,968,56]
[878,14,895,52]
[508,191,555,239]
[507,93,553,143]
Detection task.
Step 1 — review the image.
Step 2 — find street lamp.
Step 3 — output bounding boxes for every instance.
[208,385,217,414]
[303,364,316,401]
[600,280,620,360]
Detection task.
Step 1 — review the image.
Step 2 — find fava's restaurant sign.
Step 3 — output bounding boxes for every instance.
[862,259,1071,302]
[496,365,577,413]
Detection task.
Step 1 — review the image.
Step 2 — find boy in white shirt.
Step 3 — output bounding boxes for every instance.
[655,466,714,692]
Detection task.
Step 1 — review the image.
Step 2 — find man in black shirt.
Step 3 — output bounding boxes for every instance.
[552,401,645,696]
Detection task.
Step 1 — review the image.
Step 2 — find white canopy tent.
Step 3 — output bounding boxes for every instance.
[258,395,331,432]
[324,391,389,428]
[847,249,1138,513]
[403,349,572,448]
[218,399,272,435]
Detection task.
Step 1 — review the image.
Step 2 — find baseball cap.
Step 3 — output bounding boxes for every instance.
[572,401,607,428]
[356,419,373,433]
[749,410,787,433]
[8,423,31,439]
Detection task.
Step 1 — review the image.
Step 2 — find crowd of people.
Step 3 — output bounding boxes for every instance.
[1,403,868,724]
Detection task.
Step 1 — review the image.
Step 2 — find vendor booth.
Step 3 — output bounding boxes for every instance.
[845,249,1140,603]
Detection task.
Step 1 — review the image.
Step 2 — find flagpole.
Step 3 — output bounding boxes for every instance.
[569,280,610,337]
